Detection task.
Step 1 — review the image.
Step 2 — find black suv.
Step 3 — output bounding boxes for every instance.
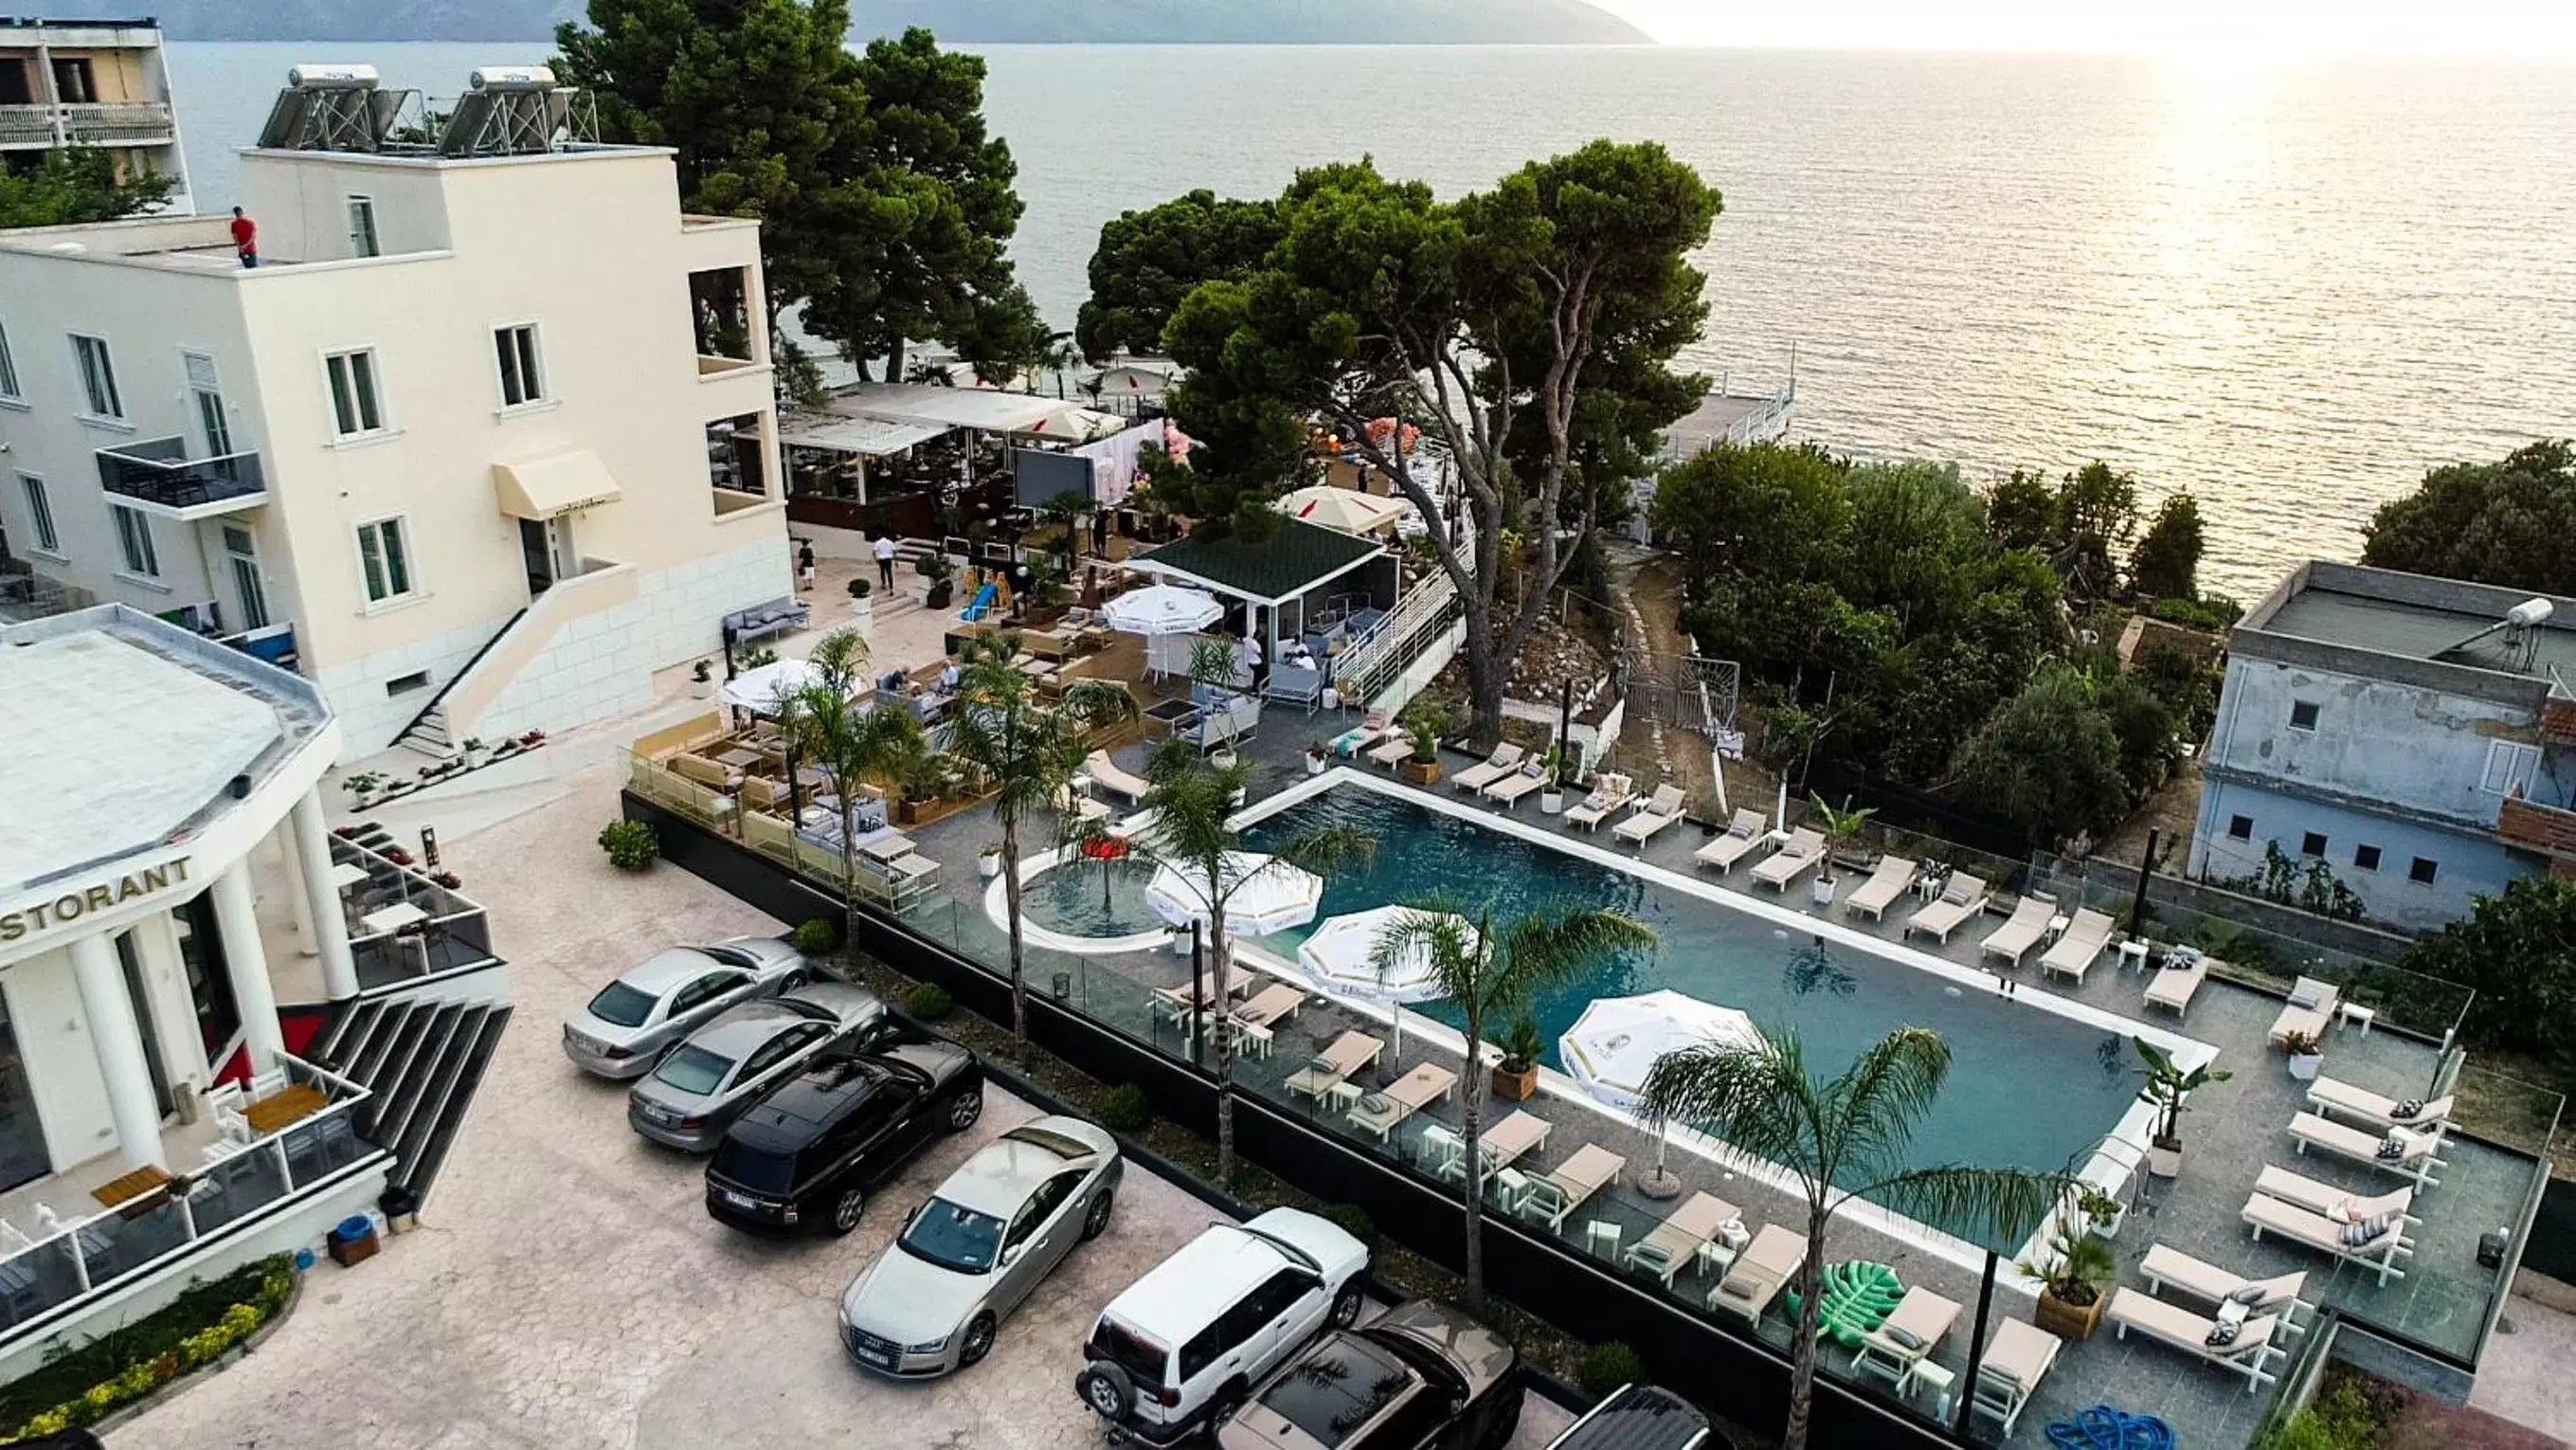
[705,1035,983,1235]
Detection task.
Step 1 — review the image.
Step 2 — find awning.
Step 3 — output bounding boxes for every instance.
[777,413,950,458]
[494,449,622,520]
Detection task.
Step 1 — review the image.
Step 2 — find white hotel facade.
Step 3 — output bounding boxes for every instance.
[0,64,794,758]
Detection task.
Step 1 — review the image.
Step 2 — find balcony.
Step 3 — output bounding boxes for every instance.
[2499,791,2576,861]
[96,437,267,520]
[0,100,174,149]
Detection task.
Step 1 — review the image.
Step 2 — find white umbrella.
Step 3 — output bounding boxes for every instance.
[721,659,822,716]
[1105,584,1223,637]
[1298,905,1476,1061]
[1278,485,1408,535]
[1559,990,1763,1113]
[1145,852,1323,938]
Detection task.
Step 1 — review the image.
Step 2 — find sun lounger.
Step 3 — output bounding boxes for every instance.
[1751,827,1828,891]
[1484,762,1549,809]
[1362,730,1415,769]
[1055,786,1112,826]
[2143,952,2207,1019]
[1331,708,1394,758]
[2241,1188,2415,1285]
[1286,1031,1384,1101]
[2251,1165,2416,1223]
[2306,1077,2454,1133]
[1347,1063,1457,1141]
[1083,750,1152,803]
[1563,773,1635,830]
[1228,984,1306,1045]
[1621,1191,1738,1286]
[1613,784,1687,846]
[1429,1110,1551,1185]
[1692,808,1770,873]
[1977,895,2056,968]
[1969,1318,2063,1439]
[1521,1144,1625,1232]
[1844,855,1918,920]
[2138,1244,2310,1331]
[2105,1288,2284,1391]
[1901,872,1990,943]
[2038,908,2117,983]
[1451,743,1526,793]
[1709,1224,1806,1324]
[2268,975,2341,1046]
[1851,1285,1961,1392]
[2288,1112,2444,1187]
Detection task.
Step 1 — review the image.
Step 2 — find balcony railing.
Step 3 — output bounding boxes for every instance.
[96,437,266,517]
[329,834,498,992]
[0,104,51,146]
[0,100,173,147]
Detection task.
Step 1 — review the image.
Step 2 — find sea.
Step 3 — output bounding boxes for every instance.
[165,43,2576,599]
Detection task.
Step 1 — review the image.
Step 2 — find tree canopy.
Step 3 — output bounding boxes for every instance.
[2128,492,2206,601]
[1074,190,1282,362]
[2361,440,2576,597]
[2401,876,2576,1069]
[0,150,178,230]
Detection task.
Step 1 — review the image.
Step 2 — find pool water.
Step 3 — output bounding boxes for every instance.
[1024,857,1165,937]
[1243,785,2142,1243]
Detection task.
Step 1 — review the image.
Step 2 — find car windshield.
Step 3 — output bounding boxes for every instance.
[709,1139,797,1193]
[898,1197,1005,1274]
[652,1045,734,1096]
[585,981,657,1028]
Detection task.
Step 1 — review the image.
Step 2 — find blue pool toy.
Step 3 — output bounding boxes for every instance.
[960,582,998,622]
[2045,1405,2175,1450]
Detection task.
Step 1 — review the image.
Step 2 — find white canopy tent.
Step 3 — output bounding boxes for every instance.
[1145,853,1324,938]
[1104,584,1224,637]
[1296,905,1475,1060]
[1278,486,1410,535]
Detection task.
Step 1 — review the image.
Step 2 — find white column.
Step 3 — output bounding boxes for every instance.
[68,934,167,1171]
[271,815,320,957]
[210,862,287,1073]
[131,913,210,1090]
[290,790,361,1001]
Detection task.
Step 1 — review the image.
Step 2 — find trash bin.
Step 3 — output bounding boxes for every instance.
[328,1212,379,1268]
[380,1186,419,1234]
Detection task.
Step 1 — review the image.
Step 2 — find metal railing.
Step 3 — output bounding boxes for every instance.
[0,100,173,147]
[96,438,267,514]
[1332,573,1462,706]
[329,835,496,991]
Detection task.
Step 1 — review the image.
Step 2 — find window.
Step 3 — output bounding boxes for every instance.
[2354,844,2383,872]
[70,334,122,420]
[0,319,20,401]
[50,57,96,104]
[16,474,55,554]
[494,323,547,408]
[385,670,430,697]
[2480,740,2542,797]
[184,351,232,458]
[325,349,386,438]
[355,517,414,603]
[110,505,158,578]
[2288,700,2319,731]
[2226,814,2253,841]
[346,195,380,258]
[1004,1172,1081,1251]
[2409,857,2439,885]
[2299,831,2327,858]
[669,970,743,1015]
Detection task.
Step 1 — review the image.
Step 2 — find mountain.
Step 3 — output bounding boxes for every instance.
[149,0,1650,45]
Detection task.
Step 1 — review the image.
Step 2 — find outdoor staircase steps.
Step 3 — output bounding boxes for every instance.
[313,993,512,1205]
[349,1002,423,1106]
[374,1004,468,1151]
[391,1004,504,1187]
[388,606,529,759]
[404,1006,511,1204]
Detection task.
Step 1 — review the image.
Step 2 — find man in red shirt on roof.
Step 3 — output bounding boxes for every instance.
[229,207,258,268]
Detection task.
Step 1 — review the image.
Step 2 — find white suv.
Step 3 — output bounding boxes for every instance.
[1076,1206,1370,1446]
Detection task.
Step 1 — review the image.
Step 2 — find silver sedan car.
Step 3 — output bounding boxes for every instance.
[563,936,808,1079]
[627,982,888,1151]
[838,1115,1122,1377]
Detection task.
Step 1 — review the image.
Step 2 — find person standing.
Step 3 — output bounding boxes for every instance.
[873,533,898,590]
[229,207,259,268]
[796,538,817,591]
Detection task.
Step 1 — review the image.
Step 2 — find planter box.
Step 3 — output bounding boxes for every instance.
[2147,1137,2184,1179]
[1397,758,1443,787]
[1491,1064,1539,1101]
[1540,791,1566,816]
[2034,1286,2105,1341]
[2287,1053,2323,1082]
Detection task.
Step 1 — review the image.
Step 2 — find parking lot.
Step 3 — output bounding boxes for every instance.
[118,770,1571,1450]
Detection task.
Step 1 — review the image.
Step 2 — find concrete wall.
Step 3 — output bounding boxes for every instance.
[0,950,117,1174]
[2189,776,2531,933]
[2207,654,2543,831]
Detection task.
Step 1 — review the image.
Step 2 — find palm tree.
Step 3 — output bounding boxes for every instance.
[1637,1027,2073,1450]
[1371,899,1655,1307]
[945,631,1138,1058]
[779,629,929,951]
[1116,738,1372,1188]
[1036,489,1090,580]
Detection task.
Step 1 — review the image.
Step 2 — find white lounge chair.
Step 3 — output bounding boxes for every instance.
[1521,1144,1625,1232]
[1431,1110,1550,1186]
[1484,762,1549,809]
[1844,856,1918,920]
[1977,895,2055,968]
[2038,908,2117,982]
[1054,786,1112,827]
[1451,743,1526,793]
[1970,1319,2063,1439]
[1562,774,1635,831]
[2139,1243,2310,1331]
[1286,1031,1384,1101]
[1613,784,1687,846]
[2306,1077,2455,1133]
[1347,1063,1457,1141]
[2105,1288,2284,1391]
[2143,952,2207,1019]
[2242,1188,2415,1285]
[2288,1112,2444,1188]
[1330,708,1394,758]
[2268,975,2340,1046]
[1851,1285,1960,1393]
[1750,827,1828,891]
[1708,1224,1806,1324]
[1901,872,1990,943]
[1362,730,1415,769]
[1622,1191,1738,1286]
[1082,749,1152,803]
[1692,808,1769,872]
[1225,984,1306,1059]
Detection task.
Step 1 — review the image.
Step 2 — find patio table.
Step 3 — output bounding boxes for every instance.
[327,862,370,891]
[243,1084,330,1135]
[92,1165,171,1208]
[714,747,764,770]
[361,901,428,935]
[858,834,917,865]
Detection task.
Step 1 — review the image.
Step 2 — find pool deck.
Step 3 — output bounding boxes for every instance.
[891,726,2541,1449]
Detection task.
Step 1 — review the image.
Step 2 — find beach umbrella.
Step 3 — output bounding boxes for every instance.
[1145,852,1324,938]
[720,659,822,716]
[1278,485,1408,535]
[1104,584,1222,637]
[1297,905,1477,1060]
[1562,989,1763,1187]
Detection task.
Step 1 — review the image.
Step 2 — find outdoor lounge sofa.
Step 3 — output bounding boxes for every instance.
[1521,1144,1625,1232]
[2139,1243,2310,1329]
[1708,1224,1807,1325]
[1563,774,1635,830]
[1977,895,2056,968]
[1613,784,1688,846]
[2104,1288,2285,1391]
[1347,1063,1457,1141]
[2288,1111,2444,1188]
[1851,1286,1961,1394]
[1452,743,1527,793]
[2038,908,2117,983]
[2305,1077,2455,1133]
[1286,1031,1385,1101]
[1082,750,1153,802]
[1622,1191,1738,1286]
[1844,855,1918,920]
[1267,663,1324,714]
[1970,1319,2063,1439]
[1750,827,1828,891]
[2267,976,2341,1046]
[1901,872,1991,944]
[1692,808,1770,873]
[722,596,809,645]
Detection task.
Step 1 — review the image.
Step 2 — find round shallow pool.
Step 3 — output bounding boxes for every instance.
[1020,857,1166,938]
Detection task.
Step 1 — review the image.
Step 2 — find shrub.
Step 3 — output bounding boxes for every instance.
[1576,1341,1646,1397]
[904,983,954,1022]
[1321,1203,1378,1249]
[1098,1083,1153,1133]
[0,1255,293,1436]
[788,919,837,955]
[2252,1379,2391,1450]
[597,819,658,871]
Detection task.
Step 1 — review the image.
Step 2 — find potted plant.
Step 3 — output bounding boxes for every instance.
[915,553,955,611]
[1305,742,1329,777]
[2078,1185,2126,1241]
[2135,1038,2232,1179]
[342,770,384,809]
[1491,1011,1543,1102]
[738,644,780,671]
[459,736,487,769]
[2021,1227,2116,1340]
[1539,748,1567,816]
[848,574,874,623]
[895,755,944,826]
[1396,699,1448,787]
[2281,1029,2324,1082]
[691,659,714,699]
[1809,792,1878,870]
[978,843,1004,880]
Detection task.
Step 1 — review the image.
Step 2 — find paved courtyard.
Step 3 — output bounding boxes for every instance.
[118,769,1571,1450]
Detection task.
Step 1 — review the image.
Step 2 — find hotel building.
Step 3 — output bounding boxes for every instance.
[0,17,189,209]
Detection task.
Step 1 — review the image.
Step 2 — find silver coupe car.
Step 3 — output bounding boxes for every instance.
[627,981,888,1151]
[562,936,810,1079]
[838,1115,1122,1377]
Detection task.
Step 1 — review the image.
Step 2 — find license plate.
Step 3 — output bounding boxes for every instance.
[856,1346,894,1368]
[722,1190,756,1209]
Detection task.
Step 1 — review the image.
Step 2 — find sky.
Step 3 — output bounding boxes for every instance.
[1592,0,2576,57]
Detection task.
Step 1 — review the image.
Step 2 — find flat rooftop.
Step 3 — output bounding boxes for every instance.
[2242,561,2576,688]
[0,607,330,892]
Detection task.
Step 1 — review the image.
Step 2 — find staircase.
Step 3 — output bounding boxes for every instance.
[390,606,529,759]
[1334,572,1465,707]
[310,993,513,1206]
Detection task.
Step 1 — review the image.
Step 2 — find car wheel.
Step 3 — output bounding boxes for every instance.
[958,1311,999,1368]
[1482,1392,1522,1450]
[1076,1363,1135,1421]
[1081,1187,1115,1241]
[828,1187,866,1236]
[946,1090,983,1132]
[1206,1381,1247,1433]
[1328,1283,1363,1328]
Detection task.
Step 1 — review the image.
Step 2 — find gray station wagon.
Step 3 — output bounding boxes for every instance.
[627,982,888,1151]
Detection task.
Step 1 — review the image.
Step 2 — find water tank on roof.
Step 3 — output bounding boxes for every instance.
[468,65,557,93]
[289,63,379,90]
[2508,598,2554,629]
